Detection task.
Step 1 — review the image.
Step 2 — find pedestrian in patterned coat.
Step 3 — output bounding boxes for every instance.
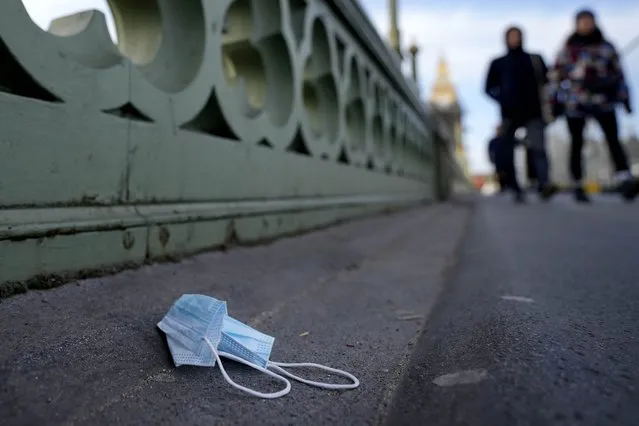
[548,9,639,203]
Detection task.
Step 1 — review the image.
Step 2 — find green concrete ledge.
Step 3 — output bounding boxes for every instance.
[0,93,432,290]
[1,199,426,296]
[0,0,453,289]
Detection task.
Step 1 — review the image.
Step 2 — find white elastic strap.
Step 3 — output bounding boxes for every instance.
[204,338,291,399]
[268,361,360,390]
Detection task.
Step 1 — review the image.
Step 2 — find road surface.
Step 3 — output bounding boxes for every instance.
[385,194,639,426]
[1,195,639,425]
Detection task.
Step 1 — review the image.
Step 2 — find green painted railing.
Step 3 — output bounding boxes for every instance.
[0,0,465,291]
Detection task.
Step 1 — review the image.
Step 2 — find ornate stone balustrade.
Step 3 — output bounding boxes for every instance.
[0,0,453,290]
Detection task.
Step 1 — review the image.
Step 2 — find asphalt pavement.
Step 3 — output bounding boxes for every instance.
[384,193,639,426]
[0,202,471,426]
[3,194,639,426]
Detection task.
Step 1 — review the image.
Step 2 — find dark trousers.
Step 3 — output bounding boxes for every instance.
[492,169,506,192]
[495,140,520,193]
[526,148,537,184]
[497,171,506,192]
[501,117,550,193]
[566,111,630,182]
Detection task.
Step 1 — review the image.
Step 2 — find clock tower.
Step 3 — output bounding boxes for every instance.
[429,55,470,178]
[430,56,457,107]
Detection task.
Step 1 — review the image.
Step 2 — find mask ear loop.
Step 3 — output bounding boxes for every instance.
[268,361,360,390]
[204,337,291,399]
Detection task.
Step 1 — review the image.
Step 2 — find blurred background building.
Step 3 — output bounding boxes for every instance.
[387,0,470,185]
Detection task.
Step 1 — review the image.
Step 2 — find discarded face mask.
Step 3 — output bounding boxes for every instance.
[157,294,360,399]
[218,314,274,368]
[156,294,226,367]
[218,312,360,391]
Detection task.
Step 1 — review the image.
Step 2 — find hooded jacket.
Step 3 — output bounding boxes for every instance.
[484,28,548,121]
[548,27,631,117]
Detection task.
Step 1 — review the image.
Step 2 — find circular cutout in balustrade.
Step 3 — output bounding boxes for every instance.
[259,34,294,126]
[303,82,321,137]
[372,114,384,159]
[397,132,407,176]
[345,59,366,154]
[387,99,400,171]
[393,111,408,174]
[109,0,163,67]
[345,58,362,103]
[288,0,308,48]
[21,0,162,66]
[20,0,123,70]
[302,18,338,144]
[127,0,207,93]
[346,100,366,153]
[21,0,208,95]
[222,0,266,113]
[221,0,295,125]
[369,81,390,168]
[21,0,117,40]
[389,123,399,172]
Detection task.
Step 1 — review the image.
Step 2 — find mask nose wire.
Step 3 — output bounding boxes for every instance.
[268,361,360,390]
[204,337,291,399]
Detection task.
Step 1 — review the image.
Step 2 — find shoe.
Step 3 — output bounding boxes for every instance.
[514,192,526,204]
[574,187,590,203]
[539,183,559,201]
[619,178,639,202]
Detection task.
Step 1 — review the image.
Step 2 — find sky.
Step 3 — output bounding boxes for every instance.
[363,0,639,173]
[21,0,639,174]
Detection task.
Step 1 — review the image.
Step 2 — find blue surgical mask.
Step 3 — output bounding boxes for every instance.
[219,315,274,368]
[157,294,360,399]
[158,294,291,399]
[157,294,227,367]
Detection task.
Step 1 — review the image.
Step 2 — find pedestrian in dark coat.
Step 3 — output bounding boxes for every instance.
[485,26,558,203]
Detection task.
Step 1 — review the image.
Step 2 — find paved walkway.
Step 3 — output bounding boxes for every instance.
[385,194,639,426]
[4,194,638,426]
[0,202,471,426]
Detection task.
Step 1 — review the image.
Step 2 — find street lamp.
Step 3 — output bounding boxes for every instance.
[407,41,420,82]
